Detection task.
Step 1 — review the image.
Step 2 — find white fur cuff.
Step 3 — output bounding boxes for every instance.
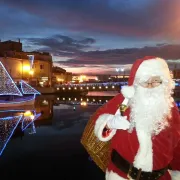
[169,170,180,180]
[94,114,116,142]
[121,86,135,99]
[106,170,127,180]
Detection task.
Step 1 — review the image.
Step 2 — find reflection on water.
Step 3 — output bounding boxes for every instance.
[0,110,41,156]
[0,93,179,157]
[0,115,22,156]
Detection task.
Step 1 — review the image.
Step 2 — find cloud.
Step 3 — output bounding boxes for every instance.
[25,34,96,57]
[54,44,180,66]
[53,43,180,74]
[1,0,180,40]
[24,34,180,66]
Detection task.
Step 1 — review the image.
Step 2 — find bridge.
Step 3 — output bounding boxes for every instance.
[54,81,180,98]
[55,81,127,92]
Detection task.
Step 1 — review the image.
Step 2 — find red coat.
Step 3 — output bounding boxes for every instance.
[93,93,180,180]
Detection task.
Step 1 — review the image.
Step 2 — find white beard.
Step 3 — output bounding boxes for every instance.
[129,85,173,136]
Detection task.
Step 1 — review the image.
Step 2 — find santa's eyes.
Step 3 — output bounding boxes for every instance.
[139,81,162,87]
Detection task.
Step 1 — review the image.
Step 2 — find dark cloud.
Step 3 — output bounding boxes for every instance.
[1,0,180,75]
[55,44,180,65]
[25,35,96,57]
[1,0,180,39]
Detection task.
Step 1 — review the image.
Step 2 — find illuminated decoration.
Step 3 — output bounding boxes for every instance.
[0,61,22,96]
[23,65,30,71]
[21,112,41,131]
[20,80,41,95]
[29,122,36,134]
[0,115,23,156]
[79,75,86,82]
[27,55,34,69]
[81,101,87,106]
[29,70,34,75]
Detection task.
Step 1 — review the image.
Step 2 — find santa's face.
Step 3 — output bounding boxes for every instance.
[139,76,162,89]
[129,76,173,135]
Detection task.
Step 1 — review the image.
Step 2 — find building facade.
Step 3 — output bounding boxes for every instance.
[0,39,22,53]
[52,66,72,84]
[0,40,53,87]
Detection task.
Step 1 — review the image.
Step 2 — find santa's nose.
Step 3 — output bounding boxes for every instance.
[147,83,153,88]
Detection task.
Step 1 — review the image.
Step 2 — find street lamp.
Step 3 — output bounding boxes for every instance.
[115,68,120,80]
[121,68,125,82]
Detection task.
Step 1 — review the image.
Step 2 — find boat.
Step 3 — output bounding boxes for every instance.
[0,61,40,108]
[0,109,41,156]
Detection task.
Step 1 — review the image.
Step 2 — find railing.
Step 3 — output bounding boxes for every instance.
[54,82,128,92]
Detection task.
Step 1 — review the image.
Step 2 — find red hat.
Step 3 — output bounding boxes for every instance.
[121,56,172,99]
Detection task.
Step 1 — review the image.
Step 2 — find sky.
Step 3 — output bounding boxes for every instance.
[1,0,180,75]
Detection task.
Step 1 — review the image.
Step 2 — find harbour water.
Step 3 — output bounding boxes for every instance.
[0,93,179,179]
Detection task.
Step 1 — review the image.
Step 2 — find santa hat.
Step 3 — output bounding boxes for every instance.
[121,56,172,99]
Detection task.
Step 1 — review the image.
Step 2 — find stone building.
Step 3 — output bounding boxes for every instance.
[0,40,53,87]
[52,66,72,84]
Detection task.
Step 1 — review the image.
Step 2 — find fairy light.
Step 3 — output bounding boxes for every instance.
[0,61,22,96]
[0,115,23,156]
[21,113,41,131]
[27,55,34,69]
[20,80,40,94]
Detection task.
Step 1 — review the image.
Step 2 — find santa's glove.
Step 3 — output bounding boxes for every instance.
[106,114,130,130]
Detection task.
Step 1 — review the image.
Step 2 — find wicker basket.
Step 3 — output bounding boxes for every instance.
[81,113,111,172]
[81,104,127,172]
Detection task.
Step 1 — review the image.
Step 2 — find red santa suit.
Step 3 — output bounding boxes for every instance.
[93,56,180,180]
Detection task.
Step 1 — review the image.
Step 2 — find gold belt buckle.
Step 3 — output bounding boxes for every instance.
[119,104,128,116]
[127,164,133,180]
[127,165,142,180]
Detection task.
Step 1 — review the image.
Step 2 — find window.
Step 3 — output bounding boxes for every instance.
[40,64,44,69]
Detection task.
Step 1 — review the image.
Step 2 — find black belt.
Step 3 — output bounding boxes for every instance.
[111,149,169,180]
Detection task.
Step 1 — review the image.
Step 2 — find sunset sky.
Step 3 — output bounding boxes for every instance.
[1,0,180,75]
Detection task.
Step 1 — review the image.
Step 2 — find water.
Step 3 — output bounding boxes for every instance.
[0,94,179,179]
[0,94,105,179]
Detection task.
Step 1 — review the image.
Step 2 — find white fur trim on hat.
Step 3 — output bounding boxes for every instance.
[135,58,171,80]
[121,86,135,99]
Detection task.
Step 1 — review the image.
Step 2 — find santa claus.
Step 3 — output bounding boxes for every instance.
[93,56,180,180]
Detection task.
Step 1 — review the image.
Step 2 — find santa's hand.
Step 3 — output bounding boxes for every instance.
[106,114,130,130]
